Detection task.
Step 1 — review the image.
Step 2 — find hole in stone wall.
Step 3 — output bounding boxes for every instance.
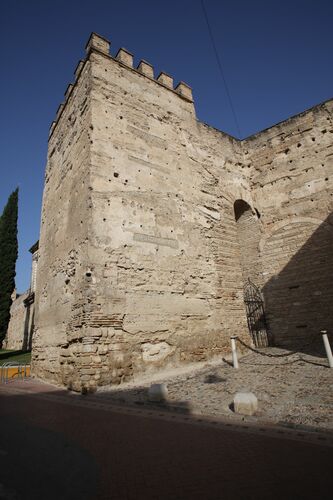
[85,272,92,278]
[114,172,119,178]
[234,200,251,221]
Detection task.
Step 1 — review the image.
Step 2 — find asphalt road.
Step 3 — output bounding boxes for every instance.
[0,380,332,500]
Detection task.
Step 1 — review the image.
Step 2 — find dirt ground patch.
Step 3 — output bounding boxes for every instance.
[98,348,333,431]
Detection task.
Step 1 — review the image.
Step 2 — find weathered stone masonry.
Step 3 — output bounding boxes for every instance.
[5,242,39,351]
[32,33,333,391]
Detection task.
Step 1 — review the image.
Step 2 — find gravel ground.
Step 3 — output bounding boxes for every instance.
[97,348,333,431]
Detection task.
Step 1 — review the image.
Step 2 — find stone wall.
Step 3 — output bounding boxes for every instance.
[32,55,93,383]
[32,34,253,391]
[244,100,333,347]
[4,292,34,351]
[32,33,333,390]
[84,46,254,389]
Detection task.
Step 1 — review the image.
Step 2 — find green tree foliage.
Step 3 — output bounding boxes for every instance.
[0,188,18,345]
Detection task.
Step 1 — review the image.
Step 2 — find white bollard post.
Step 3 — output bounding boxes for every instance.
[230,335,239,369]
[321,330,333,368]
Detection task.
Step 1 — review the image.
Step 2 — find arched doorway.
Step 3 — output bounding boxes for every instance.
[234,200,269,347]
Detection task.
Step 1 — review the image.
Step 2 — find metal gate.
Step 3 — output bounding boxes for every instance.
[243,279,269,347]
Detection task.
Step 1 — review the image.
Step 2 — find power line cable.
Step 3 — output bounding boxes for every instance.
[200,0,242,138]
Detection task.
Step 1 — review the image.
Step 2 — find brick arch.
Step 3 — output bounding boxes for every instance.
[233,199,263,287]
[221,188,254,210]
[261,217,333,347]
[259,217,332,253]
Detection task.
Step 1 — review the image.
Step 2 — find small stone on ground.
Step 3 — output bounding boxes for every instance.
[234,390,258,416]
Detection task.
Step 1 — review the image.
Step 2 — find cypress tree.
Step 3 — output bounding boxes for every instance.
[0,188,19,346]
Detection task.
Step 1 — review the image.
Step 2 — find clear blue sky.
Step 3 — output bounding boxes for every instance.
[1,0,332,292]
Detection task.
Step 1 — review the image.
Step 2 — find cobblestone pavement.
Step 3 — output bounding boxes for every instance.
[97,348,333,432]
[0,378,333,500]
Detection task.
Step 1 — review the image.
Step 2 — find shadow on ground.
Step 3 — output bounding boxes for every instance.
[0,413,98,500]
[87,385,192,415]
[1,381,333,500]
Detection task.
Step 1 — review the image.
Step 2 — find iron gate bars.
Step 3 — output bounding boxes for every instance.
[243,279,269,347]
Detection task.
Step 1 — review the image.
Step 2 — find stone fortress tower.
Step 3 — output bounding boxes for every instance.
[32,33,333,391]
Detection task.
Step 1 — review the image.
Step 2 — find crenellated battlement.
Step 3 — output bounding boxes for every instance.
[48,32,193,140]
[115,47,134,67]
[137,60,154,78]
[85,32,110,55]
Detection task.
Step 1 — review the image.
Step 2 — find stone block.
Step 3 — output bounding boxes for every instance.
[82,344,97,353]
[115,48,133,67]
[148,384,168,402]
[175,81,193,101]
[85,33,110,55]
[137,60,154,78]
[157,72,173,89]
[233,391,258,416]
[142,342,174,363]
